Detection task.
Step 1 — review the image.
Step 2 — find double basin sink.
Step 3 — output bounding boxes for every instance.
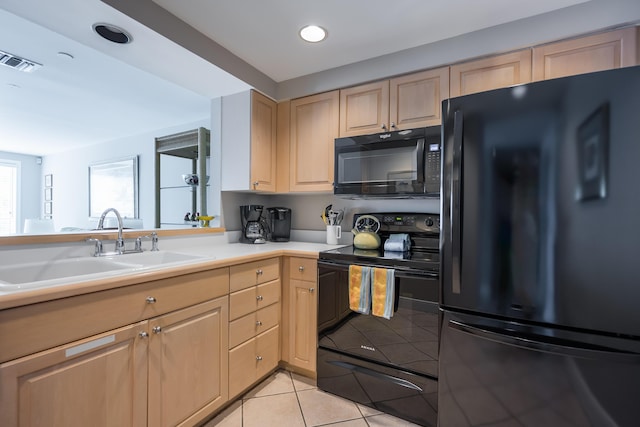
[0,251,207,292]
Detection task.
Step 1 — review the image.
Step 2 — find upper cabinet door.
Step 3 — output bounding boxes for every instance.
[250,91,277,192]
[532,27,638,81]
[339,80,390,137]
[450,49,532,97]
[389,67,450,129]
[289,91,339,192]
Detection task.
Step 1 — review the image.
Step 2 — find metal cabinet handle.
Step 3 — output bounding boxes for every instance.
[256,320,263,326]
[256,356,263,361]
[256,269,263,275]
[146,296,156,304]
[139,332,149,338]
[298,266,305,272]
[256,295,264,301]
[253,181,259,187]
[381,123,387,130]
[309,288,315,293]
[390,122,396,129]
[152,326,162,334]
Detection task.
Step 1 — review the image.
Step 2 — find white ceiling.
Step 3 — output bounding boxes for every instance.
[152,0,590,82]
[0,0,593,155]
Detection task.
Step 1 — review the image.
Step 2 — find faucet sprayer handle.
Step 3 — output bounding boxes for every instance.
[136,232,159,252]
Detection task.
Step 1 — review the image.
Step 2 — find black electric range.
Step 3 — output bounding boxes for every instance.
[317,212,441,427]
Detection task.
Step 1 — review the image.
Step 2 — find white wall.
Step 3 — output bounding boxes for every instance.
[43,119,209,231]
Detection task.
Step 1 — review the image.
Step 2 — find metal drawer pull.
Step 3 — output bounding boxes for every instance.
[146,296,157,304]
[139,332,149,338]
[299,266,305,272]
[256,356,263,361]
[256,320,263,326]
[256,269,263,275]
[256,295,264,301]
[309,288,315,293]
[152,326,162,334]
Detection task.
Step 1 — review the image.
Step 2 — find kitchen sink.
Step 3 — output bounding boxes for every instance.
[0,257,137,287]
[103,250,206,268]
[0,251,209,291]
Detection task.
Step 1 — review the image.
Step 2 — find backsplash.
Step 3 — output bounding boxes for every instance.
[221,192,440,232]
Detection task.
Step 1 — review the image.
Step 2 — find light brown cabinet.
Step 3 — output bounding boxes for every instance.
[289,91,339,192]
[532,27,638,81]
[228,257,281,398]
[450,49,532,97]
[221,90,277,192]
[339,68,449,137]
[148,297,229,427]
[0,269,230,427]
[339,80,389,136]
[281,257,318,374]
[0,322,148,427]
[250,90,278,191]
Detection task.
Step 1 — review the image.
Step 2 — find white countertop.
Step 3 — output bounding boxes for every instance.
[0,234,345,309]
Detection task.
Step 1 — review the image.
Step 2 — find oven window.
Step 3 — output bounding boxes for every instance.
[337,145,418,184]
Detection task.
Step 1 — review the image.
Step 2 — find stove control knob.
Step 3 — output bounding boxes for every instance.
[426,218,434,227]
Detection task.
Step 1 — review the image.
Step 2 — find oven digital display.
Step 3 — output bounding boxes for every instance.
[429,143,439,151]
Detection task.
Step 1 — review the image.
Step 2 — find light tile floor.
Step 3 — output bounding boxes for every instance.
[201,369,422,427]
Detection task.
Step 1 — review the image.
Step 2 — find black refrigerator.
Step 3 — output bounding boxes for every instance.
[439,65,640,427]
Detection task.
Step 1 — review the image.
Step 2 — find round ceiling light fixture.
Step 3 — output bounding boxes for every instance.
[93,23,132,44]
[299,25,327,43]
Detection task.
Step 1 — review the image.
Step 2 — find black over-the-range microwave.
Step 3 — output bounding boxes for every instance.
[333,126,441,198]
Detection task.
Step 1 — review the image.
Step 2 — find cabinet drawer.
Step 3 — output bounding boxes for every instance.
[0,268,230,364]
[257,280,280,309]
[289,258,317,281]
[230,258,279,292]
[229,303,280,349]
[229,279,280,321]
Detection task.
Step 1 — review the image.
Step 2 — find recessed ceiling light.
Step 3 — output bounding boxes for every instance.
[93,23,132,44]
[299,25,327,43]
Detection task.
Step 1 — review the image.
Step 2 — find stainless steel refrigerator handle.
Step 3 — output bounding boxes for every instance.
[448,319,640,364]
[451,110,463,294]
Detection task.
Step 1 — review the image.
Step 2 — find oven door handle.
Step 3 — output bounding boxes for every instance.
[318,260,438,279]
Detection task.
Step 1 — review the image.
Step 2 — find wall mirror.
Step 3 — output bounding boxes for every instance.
[0,1,250,239]
[89,156,139,220]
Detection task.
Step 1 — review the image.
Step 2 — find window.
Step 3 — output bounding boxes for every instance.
[0,161,19,234]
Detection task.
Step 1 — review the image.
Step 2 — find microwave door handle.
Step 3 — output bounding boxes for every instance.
[416,138,426,183]
[451,110,463,294]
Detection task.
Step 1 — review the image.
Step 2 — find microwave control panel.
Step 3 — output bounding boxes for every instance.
[425,141,441,193]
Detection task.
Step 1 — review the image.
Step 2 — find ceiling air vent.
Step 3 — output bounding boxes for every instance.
[0,50,42,73]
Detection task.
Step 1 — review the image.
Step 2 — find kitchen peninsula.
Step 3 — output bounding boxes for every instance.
[0,232,339,426]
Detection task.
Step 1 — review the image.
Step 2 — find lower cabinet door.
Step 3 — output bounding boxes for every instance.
[0,322,148,427]
[256,325,280,379]
[229,338,257,398]
[148,297,229,427]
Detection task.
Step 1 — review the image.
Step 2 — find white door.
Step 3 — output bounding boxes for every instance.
[0,161,18,234]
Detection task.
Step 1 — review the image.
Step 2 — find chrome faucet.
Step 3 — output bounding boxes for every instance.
[97,207,125,254]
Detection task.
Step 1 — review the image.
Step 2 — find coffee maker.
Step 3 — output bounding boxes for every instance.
[240,205,268,244]
[267,207,291,242]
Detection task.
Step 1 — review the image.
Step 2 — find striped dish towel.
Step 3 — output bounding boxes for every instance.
[349,265,371,314]
[372,267,395,319]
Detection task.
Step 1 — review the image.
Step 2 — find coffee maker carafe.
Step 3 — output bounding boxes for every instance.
[267,207,291,242]
[240,205,268,244]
